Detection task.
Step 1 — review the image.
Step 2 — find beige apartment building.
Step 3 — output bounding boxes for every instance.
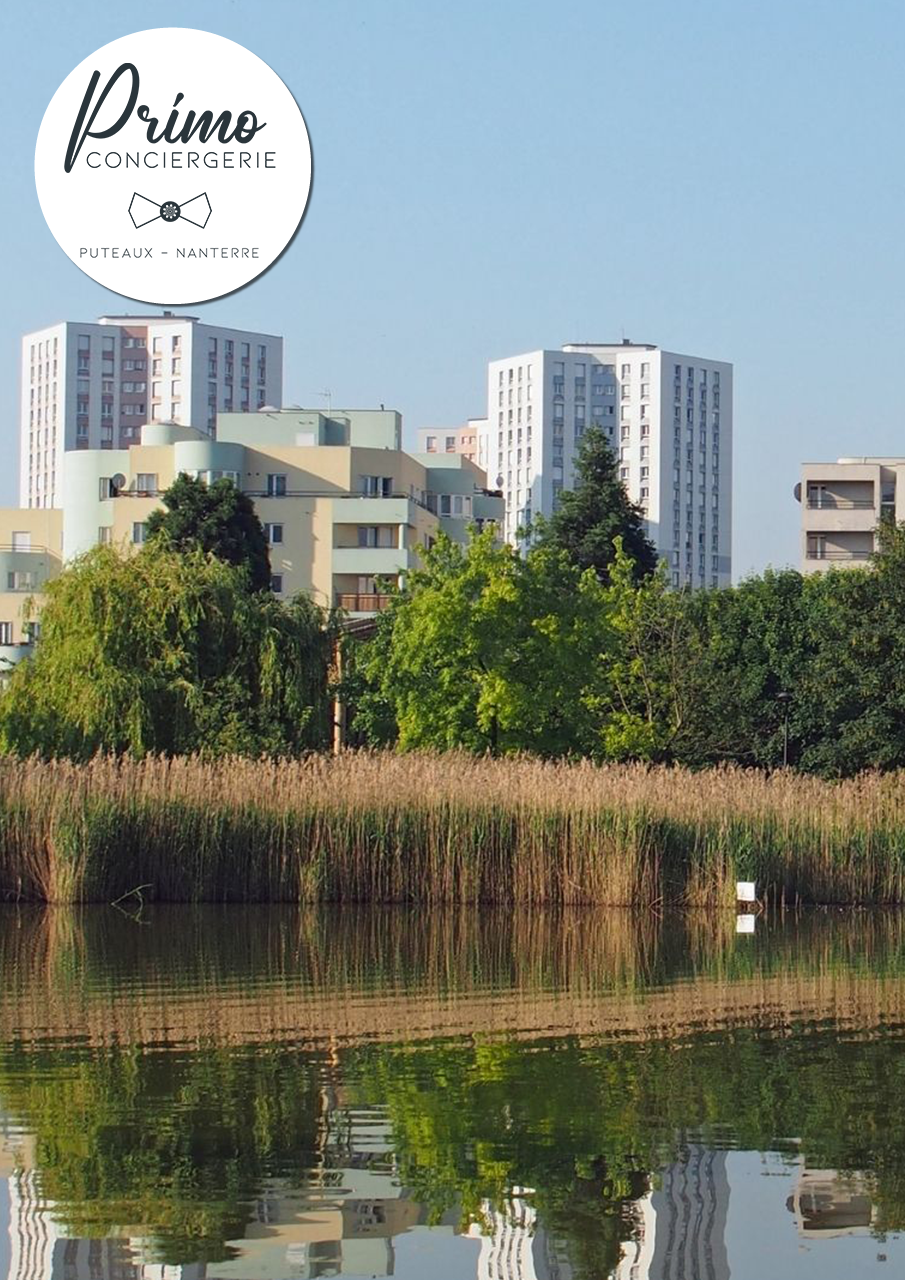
[0,507,63,671]
[0,407,503,675]
[797,457,904,571]
[416,419,485,464]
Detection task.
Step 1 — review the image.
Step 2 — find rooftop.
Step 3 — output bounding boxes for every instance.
[99,312,200,323]
[562,340,658,350]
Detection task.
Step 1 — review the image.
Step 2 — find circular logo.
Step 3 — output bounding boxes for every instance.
[35,28,312,305]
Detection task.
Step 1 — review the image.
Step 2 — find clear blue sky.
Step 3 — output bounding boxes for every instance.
[2,0,905,576]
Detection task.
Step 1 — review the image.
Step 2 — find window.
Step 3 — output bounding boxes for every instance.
[270,574,283,593]
[266,473,287,497]
[264,523,283,545]
[358,526,394,548]
[0,623,11,645]
[78,335,90,351]
[11,532,31,551]
[445,435,457,452]
[132,522,147,545]
[425,435,437,452]
[7,570,36,591]
[641,362,650,377]
[362,475,393,497]
[135,473,157,495]
[98,527,112,545]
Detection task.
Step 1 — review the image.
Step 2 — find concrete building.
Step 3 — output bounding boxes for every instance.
[417,419,486,465]
[482,342,732,587]
[797,457,903,572]
[20,313,283,510]
[0,507,63,673]
[25,407,502,619]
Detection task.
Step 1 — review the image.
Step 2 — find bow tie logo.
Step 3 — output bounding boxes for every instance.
[128,192,212,230]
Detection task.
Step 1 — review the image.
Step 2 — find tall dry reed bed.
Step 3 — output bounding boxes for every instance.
[1,753,905,904]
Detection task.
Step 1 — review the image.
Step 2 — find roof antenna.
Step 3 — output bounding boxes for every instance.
[316,388,333,412]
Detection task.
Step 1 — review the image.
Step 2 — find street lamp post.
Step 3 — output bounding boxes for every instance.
[776,690,792,769]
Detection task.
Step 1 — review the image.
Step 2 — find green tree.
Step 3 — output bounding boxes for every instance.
[0,543,334,759]
[351,530,609,755]
[534,426,658,583]
[146,472,272,592]
[589,543,702,761]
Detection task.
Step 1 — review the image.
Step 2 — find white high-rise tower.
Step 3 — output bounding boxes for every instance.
[483,342,732,588]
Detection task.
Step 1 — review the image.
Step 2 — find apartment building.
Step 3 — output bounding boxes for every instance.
[57,408,502,616]
[482,341,733,587]
[416,419,485,464]
[20,313,283,509]
[797,458,905,572]
[0,507,63,675]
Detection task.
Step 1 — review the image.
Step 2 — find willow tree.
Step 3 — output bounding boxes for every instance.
[0,543,334,759]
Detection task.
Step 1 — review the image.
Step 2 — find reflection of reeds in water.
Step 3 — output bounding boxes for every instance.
[4,754,905,904]
[4,906,905,1051]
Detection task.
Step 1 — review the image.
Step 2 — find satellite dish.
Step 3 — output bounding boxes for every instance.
[495,474,504,488]
[111,474,127,494]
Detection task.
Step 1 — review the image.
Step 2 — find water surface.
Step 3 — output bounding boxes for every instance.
[0,907,904,1278]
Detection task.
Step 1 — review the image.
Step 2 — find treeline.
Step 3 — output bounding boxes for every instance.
[349,527,905,776]
[348,431,905,777]
[1,439,903,777]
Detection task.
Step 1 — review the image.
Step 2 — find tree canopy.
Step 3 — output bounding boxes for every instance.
[146,472,272,592]
[350,529,610,756]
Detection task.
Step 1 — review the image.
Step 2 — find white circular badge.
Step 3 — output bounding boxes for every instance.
[35,28,312,305]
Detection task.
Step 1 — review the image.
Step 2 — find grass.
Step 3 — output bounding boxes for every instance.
[1,752,905,904]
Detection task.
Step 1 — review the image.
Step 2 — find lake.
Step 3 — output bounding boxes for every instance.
[0,906,904,1278]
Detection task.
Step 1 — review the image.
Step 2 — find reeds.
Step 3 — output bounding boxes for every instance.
[1,753,905,904]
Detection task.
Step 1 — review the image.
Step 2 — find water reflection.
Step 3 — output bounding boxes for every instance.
[0,908,904,1277]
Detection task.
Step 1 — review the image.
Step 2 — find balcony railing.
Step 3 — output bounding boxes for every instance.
[806,498,875,509]
[336,593,393,612]
[806,550,873,561]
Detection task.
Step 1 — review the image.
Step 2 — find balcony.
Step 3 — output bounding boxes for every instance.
[806,498,874,510]
[806,550,872,561]
[332,546,410,576]
[336,593,393,613]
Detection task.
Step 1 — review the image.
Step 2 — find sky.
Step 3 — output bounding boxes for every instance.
[3,0,905,577]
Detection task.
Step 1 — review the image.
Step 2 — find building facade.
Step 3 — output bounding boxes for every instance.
[482,342,732,588]
[416,419,486,465]
[20,314,283,510]
[54,409,501,617]
[0,507,63,673]
[797,457,904,572]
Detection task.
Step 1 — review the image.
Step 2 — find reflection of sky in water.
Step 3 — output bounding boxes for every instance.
[725,1151,901,1280]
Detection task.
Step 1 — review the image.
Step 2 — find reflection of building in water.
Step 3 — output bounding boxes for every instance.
[3,1103,417,1280]
[786,1166,876,1238]
[8,1168,62,1280]
[207,1103,419,1279]
[613,1146,730,1280]
[467,1193,569,1280]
